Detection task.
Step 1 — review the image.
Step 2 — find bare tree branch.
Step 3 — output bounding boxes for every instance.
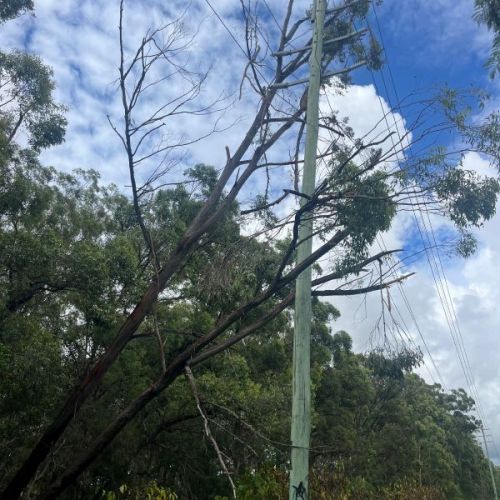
[185,366,236,499]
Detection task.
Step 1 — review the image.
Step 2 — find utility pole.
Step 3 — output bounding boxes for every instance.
[481,427,499,500]
[289,1,326,498]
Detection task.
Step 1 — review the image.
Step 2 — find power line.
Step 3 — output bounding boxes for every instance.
[261,0,282,34]
[369,0,499,466]
[376,236,448,389]
[207,0,499,464]
[203,0,248,58]
[363,1,477,401]
[320,89,447,388]
[370,0,482,405]
[317,1,446,390]
[324,0,496,456]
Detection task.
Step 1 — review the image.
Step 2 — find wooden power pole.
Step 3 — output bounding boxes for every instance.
[289,1,327,498]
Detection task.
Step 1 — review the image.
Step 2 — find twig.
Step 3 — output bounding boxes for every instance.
[153,314,166,373]
[185,366,236,499]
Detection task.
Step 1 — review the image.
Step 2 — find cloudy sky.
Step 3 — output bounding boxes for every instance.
[2,0,500,461]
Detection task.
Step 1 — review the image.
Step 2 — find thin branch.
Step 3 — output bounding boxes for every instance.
[313,273,415,296]
[153,314,166,373]
[185,366,236,499]
[240,190,290,215]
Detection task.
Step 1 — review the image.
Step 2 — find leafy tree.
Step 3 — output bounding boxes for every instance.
[0,51,67,150]
[0,155,496,499]
[0,160,145,486]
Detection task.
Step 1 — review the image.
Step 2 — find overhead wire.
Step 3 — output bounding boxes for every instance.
[355,2,478,405]
[368,0,498,457]
[370,0,485,408]
[367,8,473,391]
[318,0,446,386]
[320,0,484,409]
[203,0,248,57]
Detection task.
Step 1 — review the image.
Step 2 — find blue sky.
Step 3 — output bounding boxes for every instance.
[3,0,500,461]
[375,0,495,91]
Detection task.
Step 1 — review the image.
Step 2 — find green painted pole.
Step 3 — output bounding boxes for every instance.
[289,1,326,499]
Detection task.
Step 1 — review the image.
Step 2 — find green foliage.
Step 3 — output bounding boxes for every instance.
[436,168,500,228]
[0,50,67,150]
[66,327,493,499]
[0,0,33,22]
[474,0,500,77]
[233,467,287,499]
[439,88,500,168]
[102,482,178,500]
[0,150,496,497]
[455,230,478,258]
[311,153,398,274]
[320,0,383,81]
[0,161,146,484]
[178,330,494,499]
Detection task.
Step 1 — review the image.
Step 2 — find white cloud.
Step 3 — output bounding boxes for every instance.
[1,0,263,188]
[322,83,407,146]
[461,150,497,178]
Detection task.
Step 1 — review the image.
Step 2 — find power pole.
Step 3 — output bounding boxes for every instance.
[289,1,327,498]
[481,427,499,500]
